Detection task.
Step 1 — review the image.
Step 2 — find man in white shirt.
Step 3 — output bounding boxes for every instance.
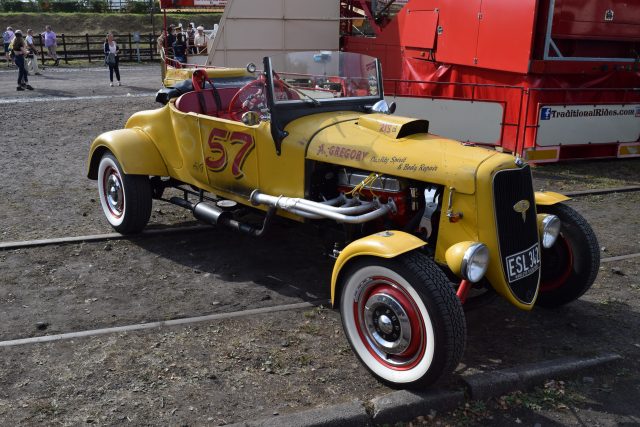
[193,26,209,54]
[25,29,40,75]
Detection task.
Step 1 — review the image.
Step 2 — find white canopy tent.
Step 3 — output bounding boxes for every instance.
[205,0,340,67]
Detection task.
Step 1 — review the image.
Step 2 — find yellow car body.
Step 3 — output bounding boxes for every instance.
[88,96,567,310]
[88,52,599,388]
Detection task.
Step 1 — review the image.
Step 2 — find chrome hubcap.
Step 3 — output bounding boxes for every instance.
[364,293,412,356]
[378,314,393,335]
[106,172,123,215]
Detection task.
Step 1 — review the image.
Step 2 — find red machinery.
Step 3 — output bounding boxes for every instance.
[342,0,640,161]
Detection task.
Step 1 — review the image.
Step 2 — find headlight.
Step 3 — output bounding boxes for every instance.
[461,243,490,283]
[538,214,561,248]
[446,242,490,283]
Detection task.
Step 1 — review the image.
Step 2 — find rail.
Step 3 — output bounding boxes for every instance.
[1,185,639,252]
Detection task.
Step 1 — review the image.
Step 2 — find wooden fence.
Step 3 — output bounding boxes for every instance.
[30,33,160,65]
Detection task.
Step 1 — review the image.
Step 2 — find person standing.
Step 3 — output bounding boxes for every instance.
[156,29,166,53]
[166,24,176,51]
[3,26,14,66]
[104,32,121,87]
[172,32,187,63]
[187,23,195,53]
[42,25,59,66]
[193,26,209,54]
[133,31,141,62]
[11,31,33,91]
[25,29,41,75]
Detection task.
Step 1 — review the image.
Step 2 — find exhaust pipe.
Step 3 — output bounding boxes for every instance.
[169,197,274,237]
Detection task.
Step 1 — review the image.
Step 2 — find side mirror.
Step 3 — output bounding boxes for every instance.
[246,62,257,73]
[241,111,261,126]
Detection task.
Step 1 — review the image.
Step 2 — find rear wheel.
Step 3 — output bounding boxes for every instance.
[97,152,152,234]
[537,203,600,308]
[339,252,466,388]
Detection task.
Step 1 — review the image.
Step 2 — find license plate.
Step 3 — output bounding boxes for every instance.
[505,243,540,283]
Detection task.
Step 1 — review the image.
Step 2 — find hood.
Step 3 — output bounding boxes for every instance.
[288,112,506,194]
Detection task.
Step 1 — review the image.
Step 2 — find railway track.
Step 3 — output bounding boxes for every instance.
[0,300,329,348]
[1,185,639,252]
[1,185,638,349]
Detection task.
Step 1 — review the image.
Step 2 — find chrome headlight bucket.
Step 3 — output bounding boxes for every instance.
[445,242,490,283]
[538,214,561,248]
[461,243,490,282]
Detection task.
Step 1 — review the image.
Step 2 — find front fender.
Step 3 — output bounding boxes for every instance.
[330,231,426,305]
[535,191,570,206]
[87,129,168,179]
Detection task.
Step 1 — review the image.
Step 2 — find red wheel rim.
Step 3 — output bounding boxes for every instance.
[353,276,427,370]
[540,235,574,292]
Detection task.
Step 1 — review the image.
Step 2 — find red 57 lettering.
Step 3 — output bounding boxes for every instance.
[205,128,256,179]
[205,128,228,172]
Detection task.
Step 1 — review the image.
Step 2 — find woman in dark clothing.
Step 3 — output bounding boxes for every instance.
[166,25,176,49]
[104,32,121,86]
[172,32,187,64]
[12,30,33,91]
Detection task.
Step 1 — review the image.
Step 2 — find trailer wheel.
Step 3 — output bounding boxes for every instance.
[97,152,152,234]
[537,203,600,308]
[340,252,466,388]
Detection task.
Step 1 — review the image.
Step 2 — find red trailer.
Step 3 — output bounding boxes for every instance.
[342,0,640,162]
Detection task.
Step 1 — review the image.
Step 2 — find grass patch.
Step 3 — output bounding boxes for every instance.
[0,12,222,35]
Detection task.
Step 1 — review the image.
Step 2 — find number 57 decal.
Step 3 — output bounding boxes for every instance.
[205,128,256,179]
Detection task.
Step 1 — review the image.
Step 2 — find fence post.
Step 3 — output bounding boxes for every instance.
[38,34,45,65]
[128,33,133,62]
[61,34,69,64]
[86,33,91,62]
[149,34,154,61]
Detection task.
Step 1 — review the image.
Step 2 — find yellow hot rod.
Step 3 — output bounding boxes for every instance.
[87,51,599,388]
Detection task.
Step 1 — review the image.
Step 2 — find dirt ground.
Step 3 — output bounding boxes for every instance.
[0,65,639,426]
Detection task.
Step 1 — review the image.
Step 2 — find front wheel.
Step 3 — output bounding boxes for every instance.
[537,203,600,308]
[97,152,152,234]
[339,252,466,388]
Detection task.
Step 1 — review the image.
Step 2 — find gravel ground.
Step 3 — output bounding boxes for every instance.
[0,65,639,426]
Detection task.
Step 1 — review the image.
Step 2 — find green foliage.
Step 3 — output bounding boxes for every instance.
[49,1,82,12]
[86,0,108,12]
[1,1,39,12]
[125,0,154,13]
[0,0,158,12]
[36,0,51,11]
[12,0,86,12]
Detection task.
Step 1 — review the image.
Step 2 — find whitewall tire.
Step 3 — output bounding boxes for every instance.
[97,152,151,234]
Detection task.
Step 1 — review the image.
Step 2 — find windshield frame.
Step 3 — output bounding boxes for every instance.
[263,52,384,154]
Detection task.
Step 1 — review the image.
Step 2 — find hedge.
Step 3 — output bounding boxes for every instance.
[0,0,159,12]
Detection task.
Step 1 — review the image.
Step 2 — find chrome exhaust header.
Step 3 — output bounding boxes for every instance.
[249,190,395,224]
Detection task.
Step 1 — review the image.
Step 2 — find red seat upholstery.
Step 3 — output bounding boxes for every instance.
[175,87,243,119]
[175,90,218,115]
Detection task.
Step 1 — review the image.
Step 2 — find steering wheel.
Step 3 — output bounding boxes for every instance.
[227,74,298,121]
[227,76,268,121]
[191,69,222,115]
